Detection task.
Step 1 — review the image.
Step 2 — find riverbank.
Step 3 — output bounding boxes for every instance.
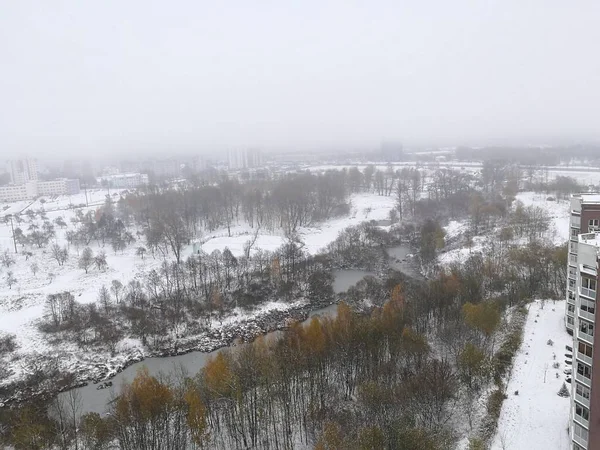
[0,297,336,409]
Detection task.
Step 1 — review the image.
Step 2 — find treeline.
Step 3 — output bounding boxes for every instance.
[36,237,337,354]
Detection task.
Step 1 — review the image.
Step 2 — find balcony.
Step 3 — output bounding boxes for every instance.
[573,413,590,432]
[578,329,594,346]
[579,309,595,322]
[576,371,592,388]
[573,430,588,449]
[575,392,591,409]
[576,349,593,367]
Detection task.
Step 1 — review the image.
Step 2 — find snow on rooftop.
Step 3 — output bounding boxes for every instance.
[492,300,571,450]
[579,193,600,203]
[578,232,600,248]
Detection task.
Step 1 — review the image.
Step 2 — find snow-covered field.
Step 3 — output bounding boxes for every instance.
[438,191,570,266]
[201,192,396,256]
[0,190,397,386]
[514,191,570,245]
[492,300,572,450]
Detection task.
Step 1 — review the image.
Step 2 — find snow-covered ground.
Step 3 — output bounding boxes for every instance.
[438,191,570,266]
[515,191,570,245]
[492,300,572,450]
[200,192,396,256]
[0,190,397,387]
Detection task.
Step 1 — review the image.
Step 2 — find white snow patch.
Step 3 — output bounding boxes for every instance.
[492,300,571,450]
[515,192,570,245]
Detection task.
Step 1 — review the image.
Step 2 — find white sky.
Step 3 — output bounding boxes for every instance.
[1,0,599,157]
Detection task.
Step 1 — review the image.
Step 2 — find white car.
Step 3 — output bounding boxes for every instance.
[564,368,572,375]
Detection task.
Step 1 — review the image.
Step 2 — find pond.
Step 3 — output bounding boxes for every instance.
[386,245,421,279]
[332,269,374,294]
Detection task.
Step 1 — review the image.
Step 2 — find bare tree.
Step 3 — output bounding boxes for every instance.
[98,285,112,314]
[0,249,15,268]
[94,251,108,271]
[51,244,69,267]
[78,247,94,273]
[111,279,124,303]
[6,271,17,289]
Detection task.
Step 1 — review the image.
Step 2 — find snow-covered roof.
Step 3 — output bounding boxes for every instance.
[579,193,600,204]
[578,231,600,248]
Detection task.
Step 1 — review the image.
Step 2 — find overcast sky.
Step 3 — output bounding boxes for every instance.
[1,1,599,158]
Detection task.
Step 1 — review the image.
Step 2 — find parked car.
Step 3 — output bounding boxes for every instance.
[566,377,572,384]
[564,368,572,375]
[565,359,572,365]
[566,345,573,352]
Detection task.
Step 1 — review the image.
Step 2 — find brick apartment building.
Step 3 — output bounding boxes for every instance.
[566,194,600,449]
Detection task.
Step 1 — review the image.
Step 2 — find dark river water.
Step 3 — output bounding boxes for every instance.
[62,245,414,415]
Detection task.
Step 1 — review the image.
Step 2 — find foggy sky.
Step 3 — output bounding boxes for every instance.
[1,1,599,158]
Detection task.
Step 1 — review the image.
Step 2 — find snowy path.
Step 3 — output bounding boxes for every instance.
[492,300,571,450]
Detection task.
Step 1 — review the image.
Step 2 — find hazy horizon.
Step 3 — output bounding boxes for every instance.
[2,1,599,158]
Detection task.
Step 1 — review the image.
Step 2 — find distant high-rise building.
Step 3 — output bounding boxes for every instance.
[228,149,262,170]
[9,158,38,185]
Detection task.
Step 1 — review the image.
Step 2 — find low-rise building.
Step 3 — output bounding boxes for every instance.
[97,173,149,189]
[0,178,80,203]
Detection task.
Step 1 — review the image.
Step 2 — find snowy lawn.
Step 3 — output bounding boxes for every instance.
[201,192,397,257]
[0,190,398,387]
[492,299,571,450]
[515,192,570,245]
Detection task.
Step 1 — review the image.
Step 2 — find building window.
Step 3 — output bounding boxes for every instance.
[581,277,596,298]
[581,300,595,315]
[568,304,575,313]
[569,290,576,301]
[575,403,590,421]
[576,383,591,400]
[580,320,594,337]
[574,422,589,443]
[570,279,576,290]
[568,316,575,325]
[578,342,593,358]
[572,227,580,238]
[590,219,600,229]
[577,362,592,380]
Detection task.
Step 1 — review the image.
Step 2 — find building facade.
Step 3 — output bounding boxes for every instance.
[228,148,263,170]
[566,194,600,449]
[8,158,38,185]
[0,178,80,202]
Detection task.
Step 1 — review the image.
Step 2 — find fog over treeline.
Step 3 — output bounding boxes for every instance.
[1,0,600,158]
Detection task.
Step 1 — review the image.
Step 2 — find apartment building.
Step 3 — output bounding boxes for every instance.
[566,194,600,449]
[0,178,80,202]
[8,157,38,185]
[37,179,80,196]
[228,148,262,170]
